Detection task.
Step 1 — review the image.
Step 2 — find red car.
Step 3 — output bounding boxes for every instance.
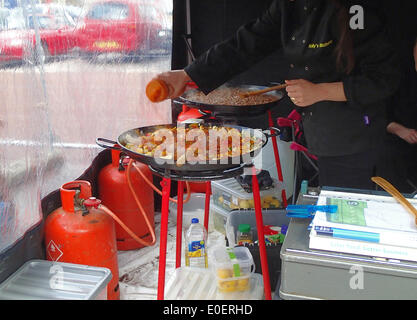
[77,0,169,58]
[0,11,78,66]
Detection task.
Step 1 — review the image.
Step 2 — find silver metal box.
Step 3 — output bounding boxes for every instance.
[0,260,112,300]
[279,193,417,300]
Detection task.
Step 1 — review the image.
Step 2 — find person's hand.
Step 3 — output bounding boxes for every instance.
[397,127,417,144]
[387,122,417,144]
[285,79,324,107]
[153,70,192,99]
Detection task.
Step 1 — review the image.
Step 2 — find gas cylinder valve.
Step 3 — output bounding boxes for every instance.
[84,197,102,209]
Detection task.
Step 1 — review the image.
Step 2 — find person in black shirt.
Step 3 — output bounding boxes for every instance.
[152,0,401,190]
[376,2,417,193]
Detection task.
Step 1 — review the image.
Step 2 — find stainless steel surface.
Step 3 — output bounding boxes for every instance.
[0,260,112,300]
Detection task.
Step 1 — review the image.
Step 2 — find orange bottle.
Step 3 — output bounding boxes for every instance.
[44,181,120,300]
[146,79,169,102]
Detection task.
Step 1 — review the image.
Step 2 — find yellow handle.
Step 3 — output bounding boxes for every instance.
[371,176,417,224]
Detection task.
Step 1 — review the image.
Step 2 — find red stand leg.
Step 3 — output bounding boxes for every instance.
[252,166,272,300]
[157,177,171,300]
[176,181,184,269]
[267,110,288,207]
[203,181,211,231]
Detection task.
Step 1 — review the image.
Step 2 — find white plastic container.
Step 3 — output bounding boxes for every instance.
[212,246,255,293]
[211,201,232,235]
[165,267,264,300]
[0,260,112,300]
[169,193,214,231]
[225,209,290,247]
[211,177,282,212]
[185,218,208,268]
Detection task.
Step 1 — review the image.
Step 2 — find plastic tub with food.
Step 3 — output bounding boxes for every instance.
[211,177,282,211]
[212,246,255,293]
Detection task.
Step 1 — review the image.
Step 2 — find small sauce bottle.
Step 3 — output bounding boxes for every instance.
[237,224,253,245]
[146,79,169,102]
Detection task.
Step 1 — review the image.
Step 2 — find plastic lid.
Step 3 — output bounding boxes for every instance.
[191,218,199,224]
[212,246,254,270]
[212,177,282,200]
[238,224,251,233]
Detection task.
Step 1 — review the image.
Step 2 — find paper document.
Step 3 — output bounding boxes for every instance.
[314,190,417,234]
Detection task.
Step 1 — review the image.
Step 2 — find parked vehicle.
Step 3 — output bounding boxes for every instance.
[0,9,78,67]
[77,0,170,59]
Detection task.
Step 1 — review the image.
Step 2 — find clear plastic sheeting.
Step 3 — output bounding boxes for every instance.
[0,0,172,253]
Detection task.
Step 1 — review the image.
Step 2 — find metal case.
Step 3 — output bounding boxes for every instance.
[279,192,417,300]
[0,260,112,300]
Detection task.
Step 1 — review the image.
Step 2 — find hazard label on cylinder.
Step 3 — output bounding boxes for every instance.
[47,240,63,261]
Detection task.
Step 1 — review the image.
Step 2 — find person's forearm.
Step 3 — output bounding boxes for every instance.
[387,121,405,136]
[316,82,347,102]
[285,80,347,107]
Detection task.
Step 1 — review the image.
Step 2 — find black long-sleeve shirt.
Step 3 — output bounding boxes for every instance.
[383,1,417,132]
[185,0,401,156]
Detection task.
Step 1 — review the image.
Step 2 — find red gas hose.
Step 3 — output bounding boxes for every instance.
[96,159,161,247]
[100,204,156,247]
[99,159,192,248]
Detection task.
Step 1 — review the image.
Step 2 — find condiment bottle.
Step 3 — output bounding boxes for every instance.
[237,224,253,245]
[146,79,169,102]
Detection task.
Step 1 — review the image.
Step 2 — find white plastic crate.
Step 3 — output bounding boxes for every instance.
[165,266,264,300]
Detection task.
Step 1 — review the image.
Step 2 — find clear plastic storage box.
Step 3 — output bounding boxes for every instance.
[0,260,112,300]
[211,201,233,235]
[165,267,264,300]
[211,177,282,212]
[169,193,214,231]
[212,246,255,293]
[225,209,290,246]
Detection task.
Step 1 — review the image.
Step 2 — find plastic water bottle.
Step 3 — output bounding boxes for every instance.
[185,218,208,268]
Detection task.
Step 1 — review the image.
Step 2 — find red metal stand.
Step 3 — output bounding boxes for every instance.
[157,177,171,300]
[203,181,211,231]
[175,181,184,269]
[267,110,288,207]
[251,166,272,300]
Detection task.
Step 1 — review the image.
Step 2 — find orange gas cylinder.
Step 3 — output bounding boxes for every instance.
[44,181,120,300]
[98,149,155,250]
